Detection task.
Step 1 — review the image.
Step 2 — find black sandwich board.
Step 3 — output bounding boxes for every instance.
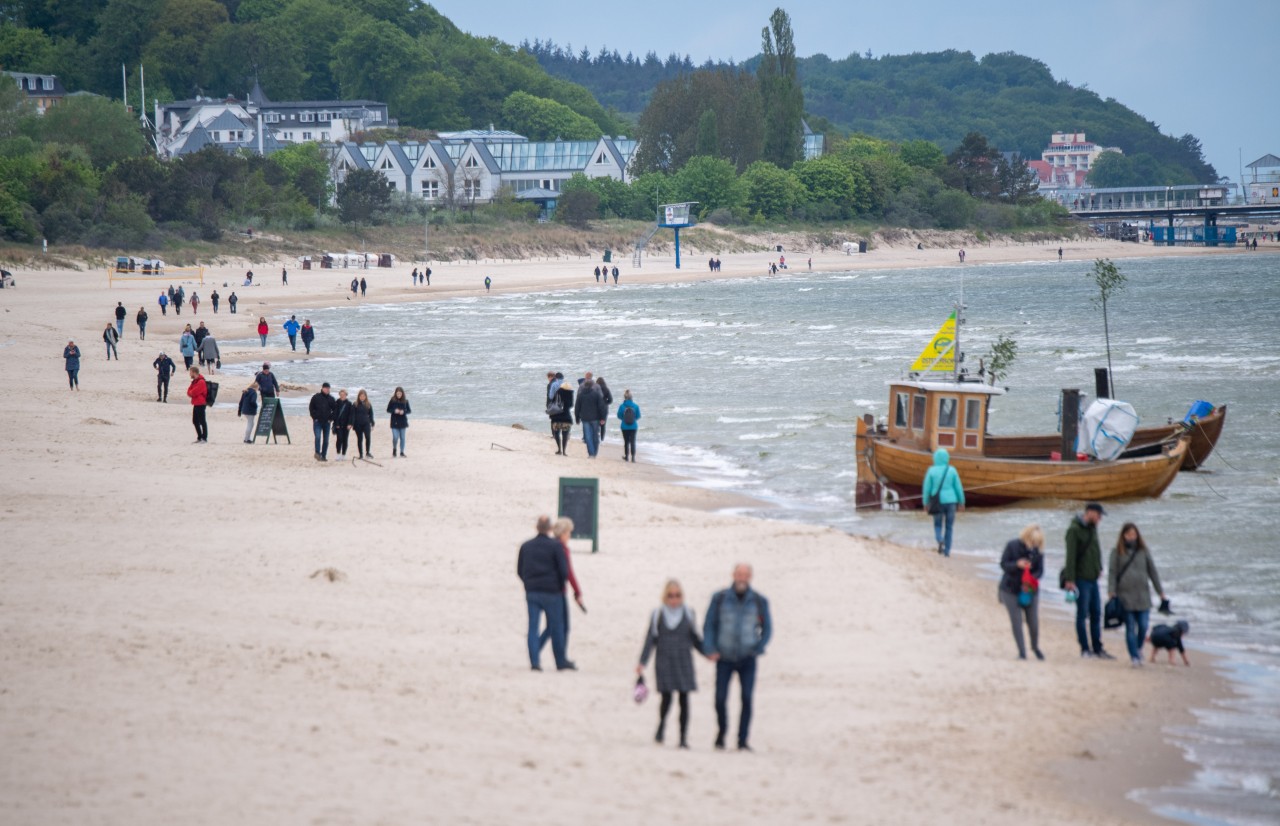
[254,396,291,444]
[558,477,599,553]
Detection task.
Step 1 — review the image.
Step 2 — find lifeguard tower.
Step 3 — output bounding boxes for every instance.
[658,202,698,269]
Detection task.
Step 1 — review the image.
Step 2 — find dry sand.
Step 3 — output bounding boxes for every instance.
[0,237,1233,825]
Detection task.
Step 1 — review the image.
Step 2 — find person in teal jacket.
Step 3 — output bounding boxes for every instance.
[616,389,641,462]
[922,448,965,557]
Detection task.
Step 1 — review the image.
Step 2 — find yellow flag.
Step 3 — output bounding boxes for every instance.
[910,312,956,372]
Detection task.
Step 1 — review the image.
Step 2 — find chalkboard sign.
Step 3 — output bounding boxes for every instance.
[254,397,291,444]
[558,477,599,553]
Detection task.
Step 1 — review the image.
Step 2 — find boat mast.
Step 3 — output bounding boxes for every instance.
[954,267,964,382]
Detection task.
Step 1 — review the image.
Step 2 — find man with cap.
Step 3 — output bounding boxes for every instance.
[309,382,337,461]
[1063,503,1114,659]
[153,351,177,402]
[254,362,279,398]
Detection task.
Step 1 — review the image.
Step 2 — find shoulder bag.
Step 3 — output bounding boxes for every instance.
[1103,550,1140,629]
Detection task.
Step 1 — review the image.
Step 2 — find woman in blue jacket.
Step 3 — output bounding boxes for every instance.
[616,389,641,462]
[922,448,965,557]
[179,324,197,368]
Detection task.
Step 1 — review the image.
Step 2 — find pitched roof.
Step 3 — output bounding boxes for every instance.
[204,110,250,133]
[1246,153,1280,169]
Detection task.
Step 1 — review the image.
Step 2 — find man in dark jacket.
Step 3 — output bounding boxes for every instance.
[153,352,176,402]
[1063,503,1113,659]
[704,564,772,751]
[573,378,607,458]
[517,515,574,671]
[254,363,279,398]
[309,382,337,461]
[114,302,126,337]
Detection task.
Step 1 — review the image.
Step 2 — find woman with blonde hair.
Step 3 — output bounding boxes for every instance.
[636,579,704,748]
[998,524,1045,660]
[539,518,584,659]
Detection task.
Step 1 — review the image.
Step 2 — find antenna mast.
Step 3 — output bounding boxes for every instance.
[122,64,127,110]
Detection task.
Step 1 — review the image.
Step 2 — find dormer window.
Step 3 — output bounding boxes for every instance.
[596,151,608,165]
[380,158,394,170]
[425,157,436,169]
[464,156,478,168]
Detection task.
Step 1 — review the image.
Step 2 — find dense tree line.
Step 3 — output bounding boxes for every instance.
[0,82,331,245]
[0,0,624,135]
[532,42,1218,185]
[560,130,1063,231]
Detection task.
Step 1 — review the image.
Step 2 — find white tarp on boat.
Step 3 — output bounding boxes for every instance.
[1077,399,1139,460]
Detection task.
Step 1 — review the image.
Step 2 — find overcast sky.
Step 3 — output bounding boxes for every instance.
[440,0,1276,186]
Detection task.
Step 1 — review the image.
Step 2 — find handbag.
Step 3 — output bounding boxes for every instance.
[925,467,952,515]
[1103,550,1140,629]
[546,396,564,416]
[1018,565,1039,607]
[633,675,648,704]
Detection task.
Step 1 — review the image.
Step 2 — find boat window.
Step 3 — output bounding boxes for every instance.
[938,397,957,429]
[965,398,982,430]
[911,395,926,429]
[895,393,908,427]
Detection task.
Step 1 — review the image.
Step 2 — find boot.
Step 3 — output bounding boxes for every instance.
[654,720,665,744]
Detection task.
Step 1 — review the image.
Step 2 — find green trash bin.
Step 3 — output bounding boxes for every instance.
[603,249,612,263]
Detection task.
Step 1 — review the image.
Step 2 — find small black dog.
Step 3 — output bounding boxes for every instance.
[1149,620,1191,666]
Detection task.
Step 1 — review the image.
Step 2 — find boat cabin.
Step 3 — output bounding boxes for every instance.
[885,380,1005,456]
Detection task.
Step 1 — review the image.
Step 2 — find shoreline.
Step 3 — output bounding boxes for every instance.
[0,246,1239,824]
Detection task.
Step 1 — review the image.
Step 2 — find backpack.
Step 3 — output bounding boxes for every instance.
[623,405,636,425]
[205,381,219,406]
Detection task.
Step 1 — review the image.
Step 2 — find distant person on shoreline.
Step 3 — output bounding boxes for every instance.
[958,249,966,263]
[424,266,431,285]
[1108,522,1166,668]
[63,340,81,389]
[153,352,175,402]
[102,322,120,360]
[309,382,336,461]
[538,517,584,662]
[228,291,237,314]
[386,386,411,458]
[1058,247,1063,260]
[301,319,315,354]
[704,563,771,751]
[114,302,126,337]
[594,266,601,282]
[574,377,606,458]
[595,377,613,442]
[412,268,418,285]
[257,317,268,347]
[190,292,200,314]
[238,382,258,442]
[284,315,300,351]
[282,267,288,286]
[921,448,964,557]
[612,266,619,284]
[548,372,574,455]
[517,515,574,672]
[637,578,704,749]
[350,278,358,297]
[136,307,148,340]
[158,292,168,316]
[211,290,220,313]
[617,389,641,462]
[179,324,196,368]
[359,277,367,296]
[332,388,353,457]
[484,276,492,293]
[187,366,208,443]
[352,389,374,458]
[999,524,1045,660]
[1063,503,1113,660]
[254,362,279,398]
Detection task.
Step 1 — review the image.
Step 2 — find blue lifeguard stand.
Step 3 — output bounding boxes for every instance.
[658,202,698,269]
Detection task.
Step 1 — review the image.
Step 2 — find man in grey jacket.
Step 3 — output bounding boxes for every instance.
[704,563,773,751]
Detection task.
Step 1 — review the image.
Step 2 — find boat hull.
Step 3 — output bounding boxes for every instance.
[984,405,1225,471]
[863,434,1189,508]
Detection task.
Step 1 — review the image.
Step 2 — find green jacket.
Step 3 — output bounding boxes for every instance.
[1063,515,1102,582]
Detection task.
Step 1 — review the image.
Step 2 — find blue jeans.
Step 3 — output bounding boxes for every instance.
[1074,579,1103,653]
[715,656,758,747]
[932,503,957,556]
[312,420,330,457]
[538,594,570,654]
[288,333,297,351]
[1124,609,1150,662]
[526,591,568,669]
[582,420,599,457]
[391,427,406,454]
[115,319,123,337]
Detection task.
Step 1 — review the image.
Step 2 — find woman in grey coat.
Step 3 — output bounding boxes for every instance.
[1107,522,1166,667]
[198,334,220,374]
[636,579,705,749]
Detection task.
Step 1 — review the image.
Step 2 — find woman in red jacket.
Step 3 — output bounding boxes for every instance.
[187,366,208,442]
[257,316,269,347]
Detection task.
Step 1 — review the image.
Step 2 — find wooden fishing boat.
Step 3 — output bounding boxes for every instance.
[854,379,1191,509]
[984,404,1225,470]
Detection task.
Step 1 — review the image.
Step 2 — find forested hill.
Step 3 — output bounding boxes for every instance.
[0,0,623,135]
[526,42,1218,185]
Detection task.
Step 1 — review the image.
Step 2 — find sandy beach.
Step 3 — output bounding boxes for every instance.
[0,237,1235,825]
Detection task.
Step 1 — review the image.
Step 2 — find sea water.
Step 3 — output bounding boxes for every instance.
[229,253,1279,824]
